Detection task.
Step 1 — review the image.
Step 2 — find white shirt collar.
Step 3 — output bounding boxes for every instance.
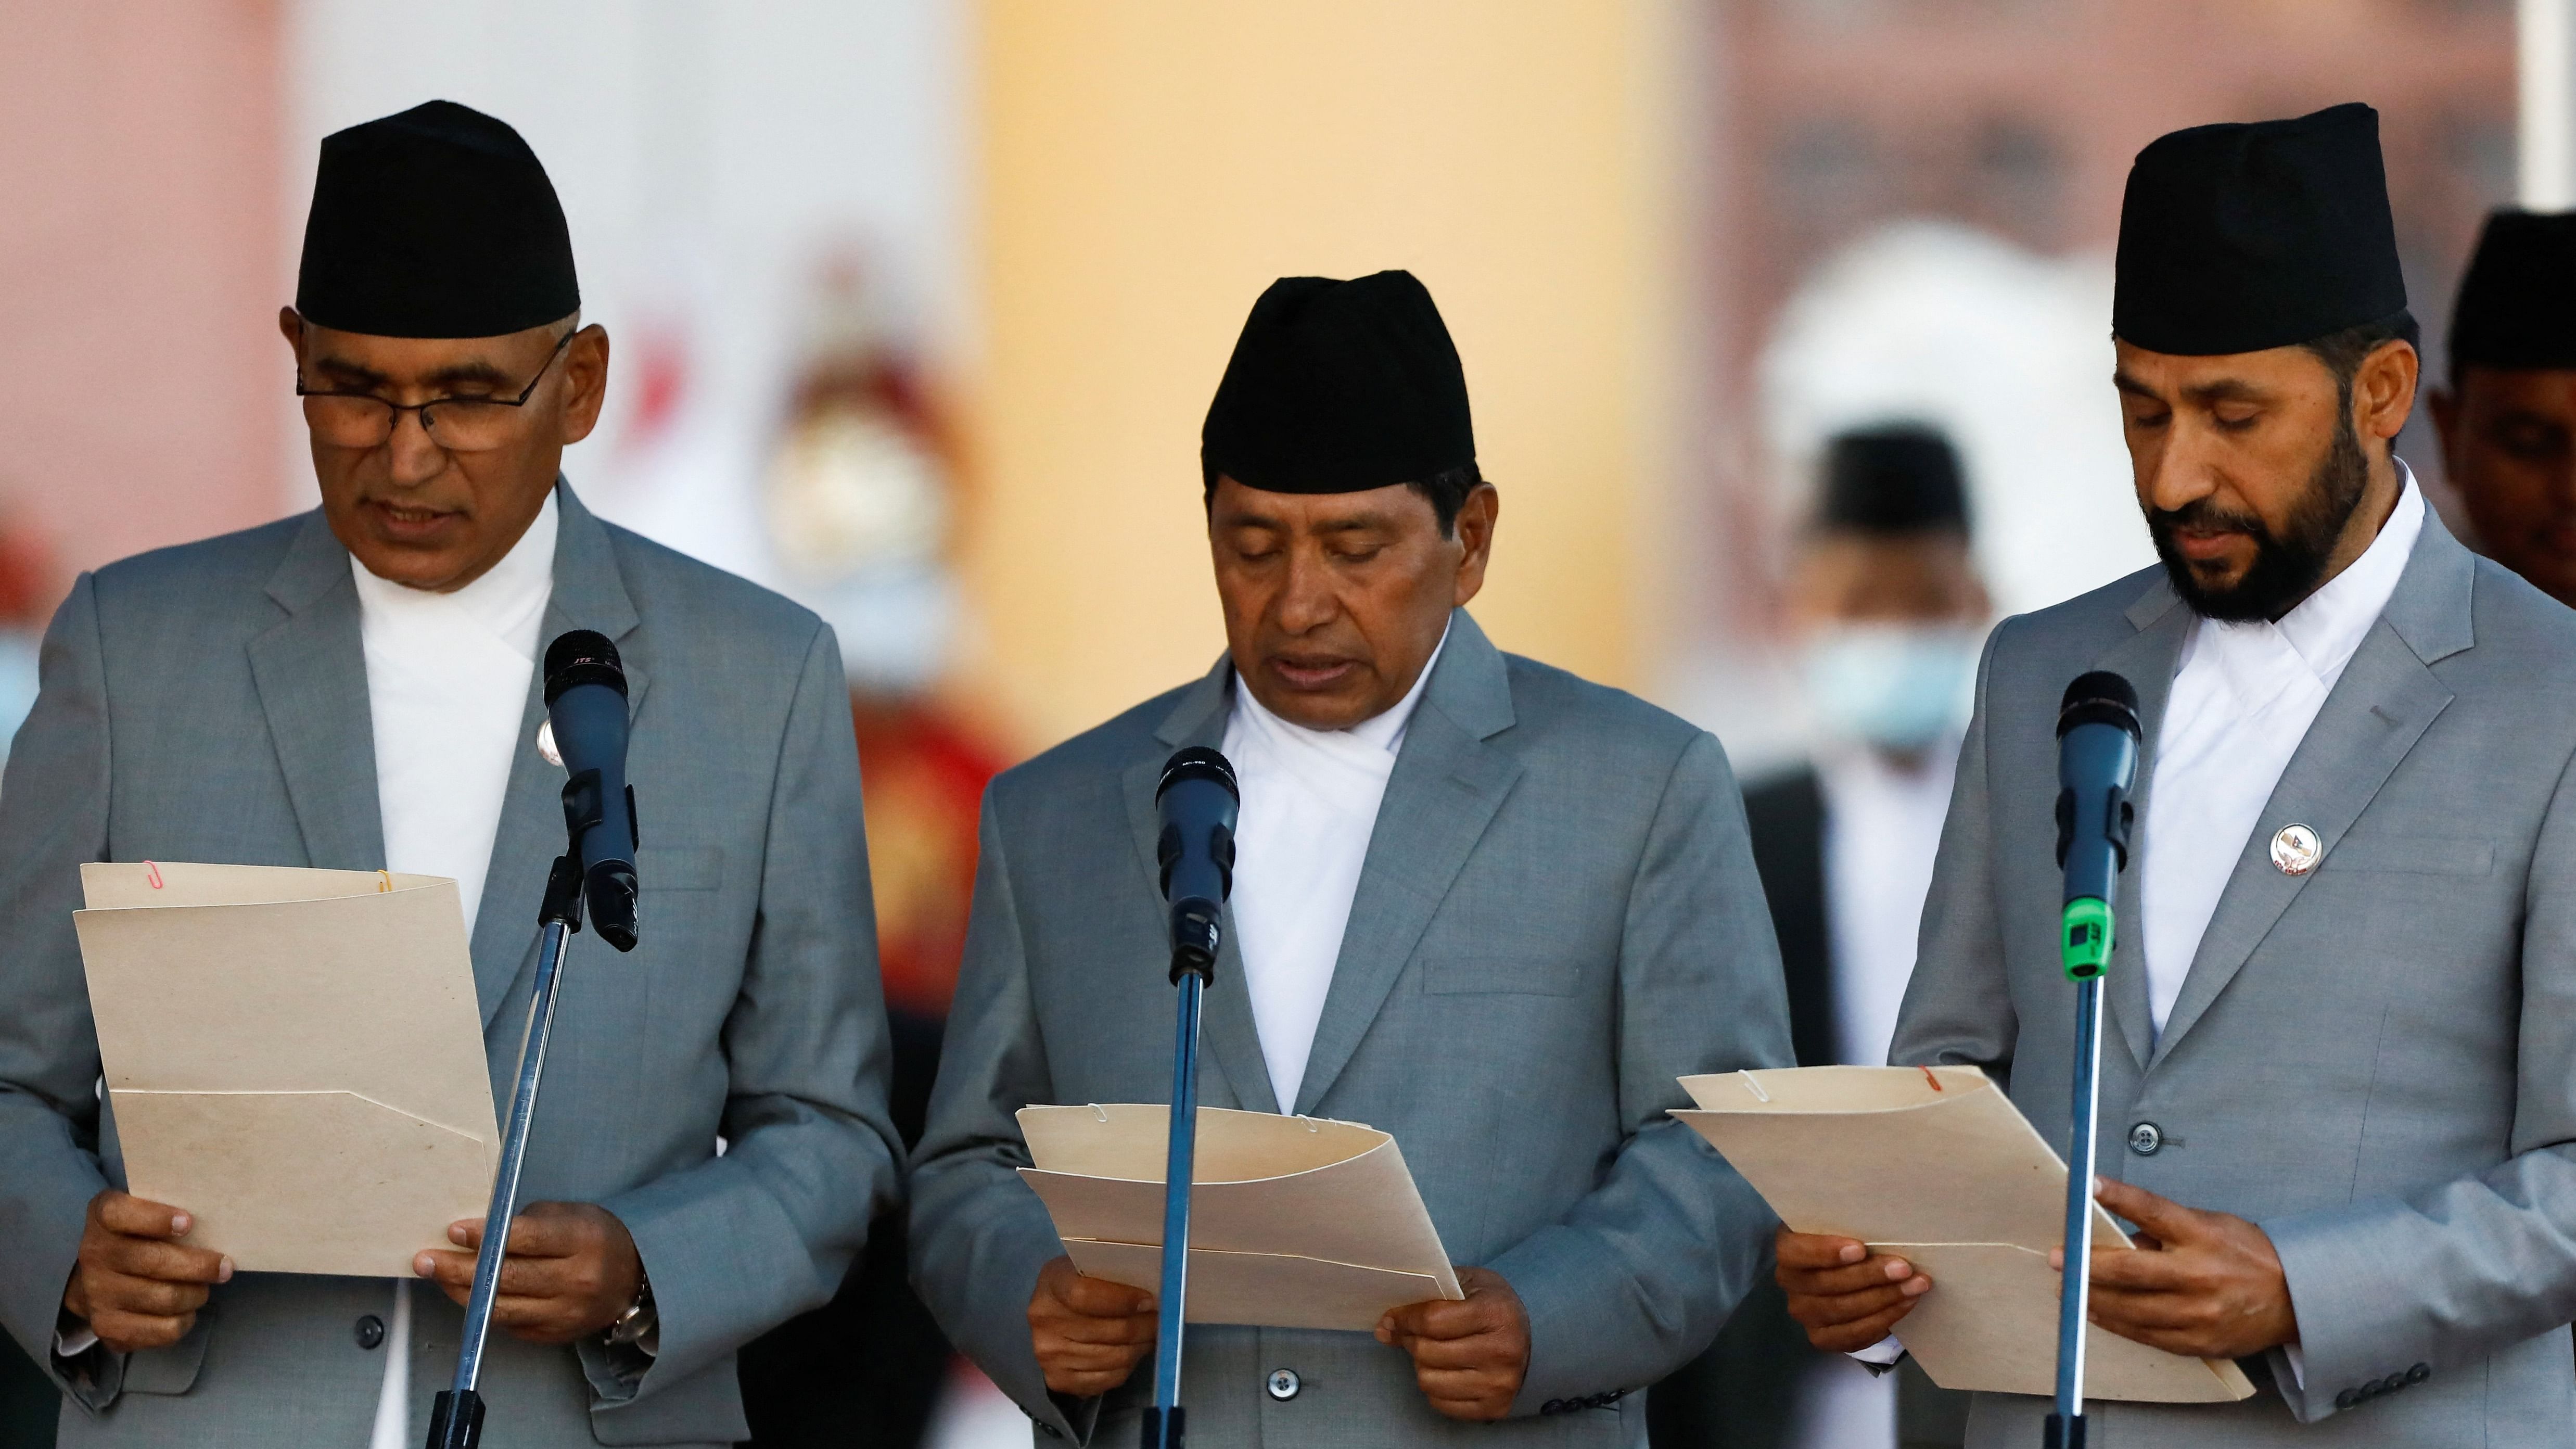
[2175,460,2425,693]
[349,490,559,660]
[1230,619,1451,756]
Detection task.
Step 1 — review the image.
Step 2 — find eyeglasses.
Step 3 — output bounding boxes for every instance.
[294,330,575,452]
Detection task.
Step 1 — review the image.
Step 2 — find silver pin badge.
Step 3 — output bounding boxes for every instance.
[535,718,562,768]
[2270,823,2320,876]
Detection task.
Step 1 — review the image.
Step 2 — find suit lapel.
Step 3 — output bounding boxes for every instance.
[467,484,647,1027]
[2093,580,2192,1071]
[1293,612,1521,1116]
[2149,514,2473,1062]
[1133,663,1274,1113]
[246,512,385,872]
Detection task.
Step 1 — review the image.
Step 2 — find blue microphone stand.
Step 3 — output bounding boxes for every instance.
[424,849,585,1449]
[2045,675,2140,1449]
[1142,961,1207,1449]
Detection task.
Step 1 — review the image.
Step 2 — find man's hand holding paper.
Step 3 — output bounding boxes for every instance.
[413,1201,644,1345]
[1778,1173,2300,1366]
[62,1191,232,1355]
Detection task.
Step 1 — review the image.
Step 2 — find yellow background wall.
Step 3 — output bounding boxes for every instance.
[960,1,1689,751]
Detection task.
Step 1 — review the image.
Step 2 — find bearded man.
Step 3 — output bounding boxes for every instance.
[1779,103,2576,1446]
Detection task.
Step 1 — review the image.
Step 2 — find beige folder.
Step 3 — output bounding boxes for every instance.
[1671,1065,2254,1403]
[1018,1104,1463,1331]
[74,862,500,1276]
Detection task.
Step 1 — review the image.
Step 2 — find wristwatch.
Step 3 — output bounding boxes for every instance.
[603,1268,656,1354]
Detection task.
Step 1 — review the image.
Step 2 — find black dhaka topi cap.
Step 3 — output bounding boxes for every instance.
[296,100,579,339]
[1816,423,1970,537]
[2113,102,2406,357]
[2450,209,2576,374]
[1202,271,1475,493]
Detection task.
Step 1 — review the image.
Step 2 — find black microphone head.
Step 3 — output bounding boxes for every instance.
[2057,670,2141,741]
[1156,745,1239,805]
[544,629,626,704]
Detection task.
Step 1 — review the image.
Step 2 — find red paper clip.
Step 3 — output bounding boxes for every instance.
[1920,1065,1943,1091]
[144,860,164,890]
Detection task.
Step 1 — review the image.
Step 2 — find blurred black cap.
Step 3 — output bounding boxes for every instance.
[1202,271,1475,493]
[2113,103,2405,356]
[1815,424,1971,537]
[2450,209,2576,374]
[296,100,579,339]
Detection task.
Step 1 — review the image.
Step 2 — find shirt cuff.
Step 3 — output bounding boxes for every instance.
[2282,1343,2306,1389]
[54,1324,99,1359]
[1848,1335,1905,1367]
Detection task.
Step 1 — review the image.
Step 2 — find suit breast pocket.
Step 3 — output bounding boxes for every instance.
[635,845,723,891]
[1418,954,1581,997]
[2324,837,2493,877]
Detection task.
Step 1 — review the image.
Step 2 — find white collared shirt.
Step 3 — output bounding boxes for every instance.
[2141,466,2424,1040]
[1818,740,1960,1072]
[1220,626,1447,1113]
[349,491,556,1449]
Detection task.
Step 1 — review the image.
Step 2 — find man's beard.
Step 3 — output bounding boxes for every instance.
[2146,411,2373,622]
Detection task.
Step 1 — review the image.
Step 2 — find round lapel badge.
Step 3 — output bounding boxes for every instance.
[2269,823,2321,876]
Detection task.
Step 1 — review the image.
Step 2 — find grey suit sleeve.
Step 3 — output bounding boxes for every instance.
[906,792,1090,1441]
[2259,739,2576,1423]
[0,575,125,1408]
[1486,730,1795,1413]
[1889,617,2018,1077]
[586,624,903,1409]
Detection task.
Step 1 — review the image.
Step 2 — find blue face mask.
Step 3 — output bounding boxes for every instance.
[1800,623,1983,753]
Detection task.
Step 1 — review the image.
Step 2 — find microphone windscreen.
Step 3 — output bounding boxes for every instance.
[2057,670,2141,740]
[1156,745,1240,805]
[543,629,626,702]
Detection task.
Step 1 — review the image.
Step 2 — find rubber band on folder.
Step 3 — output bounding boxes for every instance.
[143,861,163,890]
[1738,1071,1769,1102]
[376,870,393,893]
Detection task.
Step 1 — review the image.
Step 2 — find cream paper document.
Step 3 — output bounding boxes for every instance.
[1018,1104,1463,1332]
[74,861,500,1276]
[1672,1065,2254,1403]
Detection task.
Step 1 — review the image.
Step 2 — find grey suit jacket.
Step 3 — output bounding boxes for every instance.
[0,484,903,1447]
[907,609,1792,1448]
[1893,509,2576,1447]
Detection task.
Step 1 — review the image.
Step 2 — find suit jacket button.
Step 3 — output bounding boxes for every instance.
[2334,1388,2359,1409]
[2126,1122,2162,1155]
[354,1314,386,1351]
[2406,1363,2430,1384]
[1266,1368,1300,1401]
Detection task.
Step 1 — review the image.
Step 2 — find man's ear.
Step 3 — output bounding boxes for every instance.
[559,324,612,444]
[277,307,304,354]
[1450,483,1499,607]
[2354,338,2420,446]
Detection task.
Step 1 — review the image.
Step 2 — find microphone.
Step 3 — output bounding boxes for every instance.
[2053,671,2141,980]
[1155,747,1239,983]
[543,630,640,953]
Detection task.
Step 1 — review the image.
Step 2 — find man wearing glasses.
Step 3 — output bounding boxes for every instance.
[0,101,900,1447]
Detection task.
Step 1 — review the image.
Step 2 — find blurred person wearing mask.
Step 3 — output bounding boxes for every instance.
[1780,102,2576,1445]
[2430,210,2576,608]
[0,101,900,1447]
[1648,425,1983,1449]
[909,270,1792,1445]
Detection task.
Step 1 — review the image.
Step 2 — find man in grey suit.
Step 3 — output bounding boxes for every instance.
[1781,104,2576,1446]
[0,101,900,1446]
[908,271,1791,1445]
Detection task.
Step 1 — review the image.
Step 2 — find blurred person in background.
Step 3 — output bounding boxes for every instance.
[2431,210,2576,609]
[910,270,1791,1445]
[0,101,901,1448]
[738,257,1003,1449]
[1649,424,1984,1449]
